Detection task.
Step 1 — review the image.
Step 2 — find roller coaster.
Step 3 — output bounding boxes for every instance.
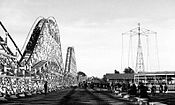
[0,17,77,99]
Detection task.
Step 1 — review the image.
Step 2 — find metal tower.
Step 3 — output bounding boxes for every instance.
[122,23,157,73]
[135,23,144,73]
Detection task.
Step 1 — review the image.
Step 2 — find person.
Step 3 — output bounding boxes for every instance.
[164,84,168,93]
[129,83,137,96]
[44,81,47,95]
[159,84,163,94]
[122,82,127,92]
[138,82,149,99]
[151,83,156,96]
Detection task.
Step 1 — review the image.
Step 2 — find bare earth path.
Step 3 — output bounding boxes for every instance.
[1,87,130,105]
[1,87,175,105]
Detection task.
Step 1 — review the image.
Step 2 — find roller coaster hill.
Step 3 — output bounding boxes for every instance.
[0,17,78,99]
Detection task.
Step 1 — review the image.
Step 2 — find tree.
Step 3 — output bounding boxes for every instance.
[77,71,86,76]
[124,67,135,74]
[114,70,120,74]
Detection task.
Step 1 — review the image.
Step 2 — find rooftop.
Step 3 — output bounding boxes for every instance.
[104,73,134,80]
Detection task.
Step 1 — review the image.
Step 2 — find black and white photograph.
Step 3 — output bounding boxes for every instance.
[0,0,175,105]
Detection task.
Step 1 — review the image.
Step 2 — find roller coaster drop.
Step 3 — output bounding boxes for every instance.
[0,17,77,99]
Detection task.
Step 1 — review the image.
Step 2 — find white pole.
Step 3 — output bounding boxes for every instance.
[166,75,167,85]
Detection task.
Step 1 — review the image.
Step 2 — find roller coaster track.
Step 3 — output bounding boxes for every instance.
[19,17,46,64]
[18,16,64,71]
[0,17,74,99]
[0,22,17,56]
[1,16,64,74]
[0,16,64,68]
[64,47,77,85]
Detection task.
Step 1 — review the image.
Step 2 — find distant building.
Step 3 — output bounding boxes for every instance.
[103,73,134,83]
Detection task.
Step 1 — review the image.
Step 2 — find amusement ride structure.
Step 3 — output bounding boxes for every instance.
[121,23,158,73]
[120,24,172,85]
[65,47,77,86]
[0,17,77,99]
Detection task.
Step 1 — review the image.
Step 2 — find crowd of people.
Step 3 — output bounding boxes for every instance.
[80,80,169,100]
[77,79,169,100]
[109,81,169,99]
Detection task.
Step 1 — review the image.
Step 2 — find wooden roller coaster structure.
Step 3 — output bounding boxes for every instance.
[0,17,77,99]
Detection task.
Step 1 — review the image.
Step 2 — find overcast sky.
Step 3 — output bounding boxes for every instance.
[0,0,175,78]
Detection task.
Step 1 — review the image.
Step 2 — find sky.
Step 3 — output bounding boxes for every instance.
[0,0,175,78]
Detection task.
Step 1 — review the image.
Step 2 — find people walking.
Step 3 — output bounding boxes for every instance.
[44,81,47,95]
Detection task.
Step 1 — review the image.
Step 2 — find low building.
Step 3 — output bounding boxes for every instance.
[103,73,134,83]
